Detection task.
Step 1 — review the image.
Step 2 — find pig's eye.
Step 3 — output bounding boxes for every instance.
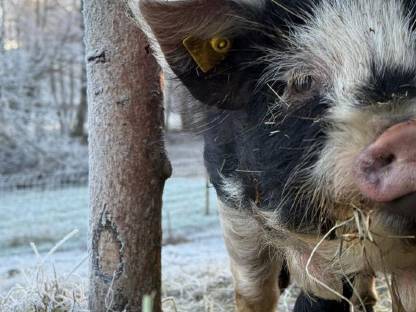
[292,75,314,93]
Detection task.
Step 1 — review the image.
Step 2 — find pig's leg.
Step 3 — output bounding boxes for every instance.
[293,292,351,312]
[293,273,376,312]
[351,272,377,312]
[219,202,284,312]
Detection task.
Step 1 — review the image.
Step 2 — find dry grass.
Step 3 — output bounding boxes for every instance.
[303,207,394,312]
[0,270,88,312]
[162,264,391,312]
[0,229,393,312]
[0,230,88,312]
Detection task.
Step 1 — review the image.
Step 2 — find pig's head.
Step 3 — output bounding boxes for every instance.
[136,0,416,236]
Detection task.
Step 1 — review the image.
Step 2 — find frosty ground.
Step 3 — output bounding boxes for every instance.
[0,133,241,311]
[0,176,264,311]
[0,133,391,311]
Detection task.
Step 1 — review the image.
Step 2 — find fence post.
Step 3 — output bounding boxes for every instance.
[205,175,210,216]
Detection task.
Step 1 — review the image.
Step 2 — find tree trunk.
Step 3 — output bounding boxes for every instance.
[84,0,171,311]
[71,62,87,142]
[0,0,5,54]
[58,62,68,134]
[71,0,87,142]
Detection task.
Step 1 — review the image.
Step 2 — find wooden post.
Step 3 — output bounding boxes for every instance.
[84,0,171,311]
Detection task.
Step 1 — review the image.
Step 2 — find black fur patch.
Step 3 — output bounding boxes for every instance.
[403,0,416,31]
[278,260,291,291]
[195,0,332,232]
[293,280,374,312]
[170,0,319,110]
[293,280,354,312]
[204,89,330,232]
[357,63,416,105]
[293,293,351,312]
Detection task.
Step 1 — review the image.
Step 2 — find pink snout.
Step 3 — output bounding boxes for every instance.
[353,120,416,203]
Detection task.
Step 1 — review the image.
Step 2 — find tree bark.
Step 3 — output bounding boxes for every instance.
[84,1,171,311]
[71,0,87,142]
[71,62,87,142]
[0,0,5,54]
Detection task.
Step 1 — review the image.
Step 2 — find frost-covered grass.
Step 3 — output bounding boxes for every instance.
[0,232,89,312]
[0,177,218,257]
[0,186,89,256]
[0,175,393,311]
[0,265,88,312]
[0,228,299,312]
[0,231,392,312]
[0,174,220,311]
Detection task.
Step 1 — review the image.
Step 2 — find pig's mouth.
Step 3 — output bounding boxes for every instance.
[380,192,416,217]
[353,119,416,216]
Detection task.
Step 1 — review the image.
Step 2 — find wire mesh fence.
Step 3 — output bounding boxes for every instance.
[0,171,218,258]
[0,171,88,191]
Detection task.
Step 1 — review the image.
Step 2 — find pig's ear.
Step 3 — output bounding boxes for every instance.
[139,0,273,110]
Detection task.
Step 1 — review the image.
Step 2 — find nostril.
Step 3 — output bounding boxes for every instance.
[376,153,395,168]
[358,151,395,178]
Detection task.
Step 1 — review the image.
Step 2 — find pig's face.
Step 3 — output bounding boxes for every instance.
[262,0,416,234]
[138,0,416,234]
[285,0,416,231]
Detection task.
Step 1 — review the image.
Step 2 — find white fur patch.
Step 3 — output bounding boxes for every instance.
[261,0,416,209]
[218,201,283,305]
[267,0,416,109]
[220,176,245,206]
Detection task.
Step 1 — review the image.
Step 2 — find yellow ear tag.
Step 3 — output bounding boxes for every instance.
[183,36,232,73]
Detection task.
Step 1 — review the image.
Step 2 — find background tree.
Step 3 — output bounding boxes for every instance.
[0,0,86,175]
[0,0,5,53]
[84,0,171,311]
[70,0,87,143]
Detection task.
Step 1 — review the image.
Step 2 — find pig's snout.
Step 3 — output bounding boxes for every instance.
[353,120,416,203]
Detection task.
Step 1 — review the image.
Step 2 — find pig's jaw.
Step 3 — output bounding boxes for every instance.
[380,192,416,218]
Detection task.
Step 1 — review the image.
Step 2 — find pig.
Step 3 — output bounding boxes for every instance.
[131,0,416,311]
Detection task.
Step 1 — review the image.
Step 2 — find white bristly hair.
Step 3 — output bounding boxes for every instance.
[270,0,416,108]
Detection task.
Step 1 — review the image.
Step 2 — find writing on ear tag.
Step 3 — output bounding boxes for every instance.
[183,36,231,73]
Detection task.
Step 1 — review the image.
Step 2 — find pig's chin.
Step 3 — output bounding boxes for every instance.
[349,193,416,237]
[380,192,416,218]
[376,193,416,241]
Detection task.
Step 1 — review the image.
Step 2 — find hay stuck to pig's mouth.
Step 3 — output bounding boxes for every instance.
[299,205,416,311]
